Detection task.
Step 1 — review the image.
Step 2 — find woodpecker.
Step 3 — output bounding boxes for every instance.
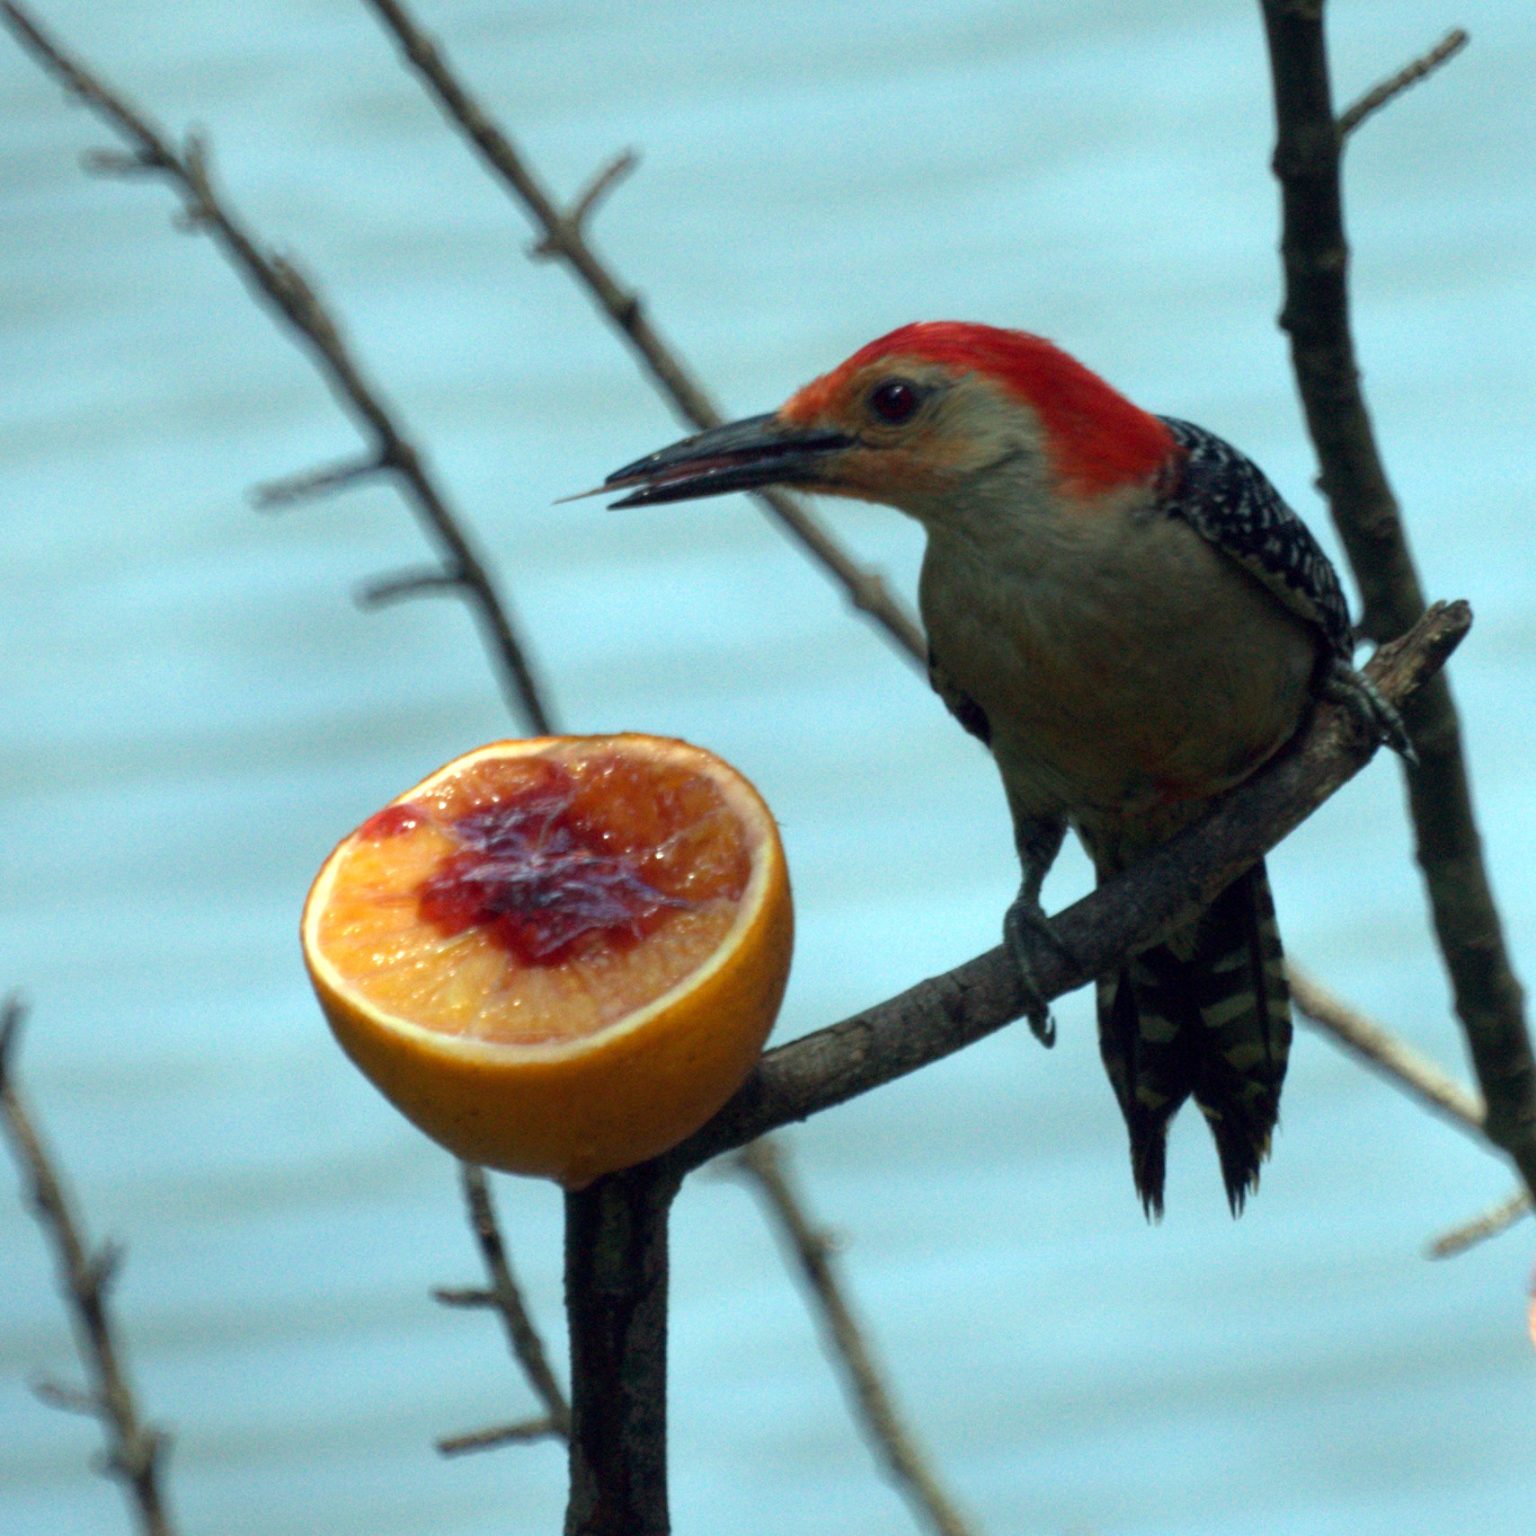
[595,322,1410,1215]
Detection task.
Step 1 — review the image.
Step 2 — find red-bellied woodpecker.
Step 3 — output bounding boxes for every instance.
[595,321,1411,1216]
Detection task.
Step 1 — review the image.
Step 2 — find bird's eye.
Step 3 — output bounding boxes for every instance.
[868,379,922,426]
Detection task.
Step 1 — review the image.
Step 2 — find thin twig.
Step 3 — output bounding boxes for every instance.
[250,453,386,507]
[1428,1189,1531,1259]
[357,565,465,608]
[531,149,638,259]
[1290,967,1535,1258]
[734,1140,977,1536]
[660,603,1468,1175]
[1261,2,1536,1201]
[361,0,927,667]
[443,1163,570,1442]
[0,997,176,1536]
[1339,28,1469,138]
[437,1414,565,1457]
[1289,966,1484,1135]
[1,0,553,735]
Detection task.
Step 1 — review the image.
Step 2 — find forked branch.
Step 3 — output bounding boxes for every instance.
[0,0,551,735]
[361,0,927,666]
[1261,2,1536,1200]
[0,999,176,1536]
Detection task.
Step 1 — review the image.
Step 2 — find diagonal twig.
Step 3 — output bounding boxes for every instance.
[0,997,176,1536]
[1290,966,1533,1258]
[733,1140,978,1536]
[438,1415,566,1457]
[1,0,552,735]
[435,1163,570,1447]
[1339,28,1469,138]
[1428,1189,1531,1260]
[361,0,927,667]
[1260,2,1536,1202]
[1289,966,1484,1135]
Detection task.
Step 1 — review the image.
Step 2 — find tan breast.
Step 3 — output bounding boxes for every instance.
[919,502,1320,820]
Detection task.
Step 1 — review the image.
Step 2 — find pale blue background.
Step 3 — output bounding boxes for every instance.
[4,2,1534,1533]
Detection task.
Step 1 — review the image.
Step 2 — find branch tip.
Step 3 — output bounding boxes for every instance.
[33,1376,101,1417]
[431,1284,497,1309]
[251,454,387,509]
[1427,1188,1532,1259]
[1339,28,1469,138]
[532,148,638,260]
[436,1415,564,1457]
[0,993,24,1082]
[357,565,465,608]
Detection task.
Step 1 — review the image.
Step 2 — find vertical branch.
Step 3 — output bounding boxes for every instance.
[0,1000,176,1536]
[1259,2,1536,1196]
[563,1168,679,1536]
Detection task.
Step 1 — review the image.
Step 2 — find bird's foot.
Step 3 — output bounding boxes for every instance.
[1325,659,1417,765]
[1003,889,1076,1048]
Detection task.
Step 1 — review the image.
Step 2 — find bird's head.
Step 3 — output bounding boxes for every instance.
[595,322,1175,529]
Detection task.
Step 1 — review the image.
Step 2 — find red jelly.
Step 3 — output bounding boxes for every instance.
[416,760,697,966]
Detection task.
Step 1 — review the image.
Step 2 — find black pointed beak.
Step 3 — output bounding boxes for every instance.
[596,413,854,508]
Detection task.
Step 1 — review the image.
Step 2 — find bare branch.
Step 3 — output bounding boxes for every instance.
[1289,968,1535,1259]
[734,1139,978,1536]
[438,1415,566,1457]
[531,149,638,260]
[1428,1189,1531,1260]
[2,0,554,735]
[0,997,177,1536]
[251,454,386,508]
[1289,966,1484,1136]
[33,1375,106,1416]
[80,145,160,176]
[356,565,465,608]
[1339,28,1469,138]
[1261,1,1536,1201]
[361,0,927,668]
[446,1163,570,1439]
[661,602,1468,1175]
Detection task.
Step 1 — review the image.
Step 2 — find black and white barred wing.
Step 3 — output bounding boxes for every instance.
[1157,416,1354,660]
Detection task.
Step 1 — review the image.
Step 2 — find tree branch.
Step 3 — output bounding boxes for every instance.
[733,1140,978,1536]
[0,998,176,1536]
[1338,28,1468,139]
[1291,966,1533,1258]
[663,601,1468,1176]
[563,1169,679,1536]
[1260,1,1536,1200]
[1428,1189,1531,1260]
[360,0,927,667]
[1,0,552,736]
[434,1164,570,1446]
[1289,966,1484,1136]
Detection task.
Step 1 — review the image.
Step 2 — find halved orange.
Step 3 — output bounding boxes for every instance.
[301,735,793,1187]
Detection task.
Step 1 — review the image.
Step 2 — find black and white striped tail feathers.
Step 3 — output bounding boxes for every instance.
[1096,861,1291,1218]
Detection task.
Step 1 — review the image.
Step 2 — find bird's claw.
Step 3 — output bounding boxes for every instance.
[1003,890,1076,1048]
[1325,659,1417,765]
